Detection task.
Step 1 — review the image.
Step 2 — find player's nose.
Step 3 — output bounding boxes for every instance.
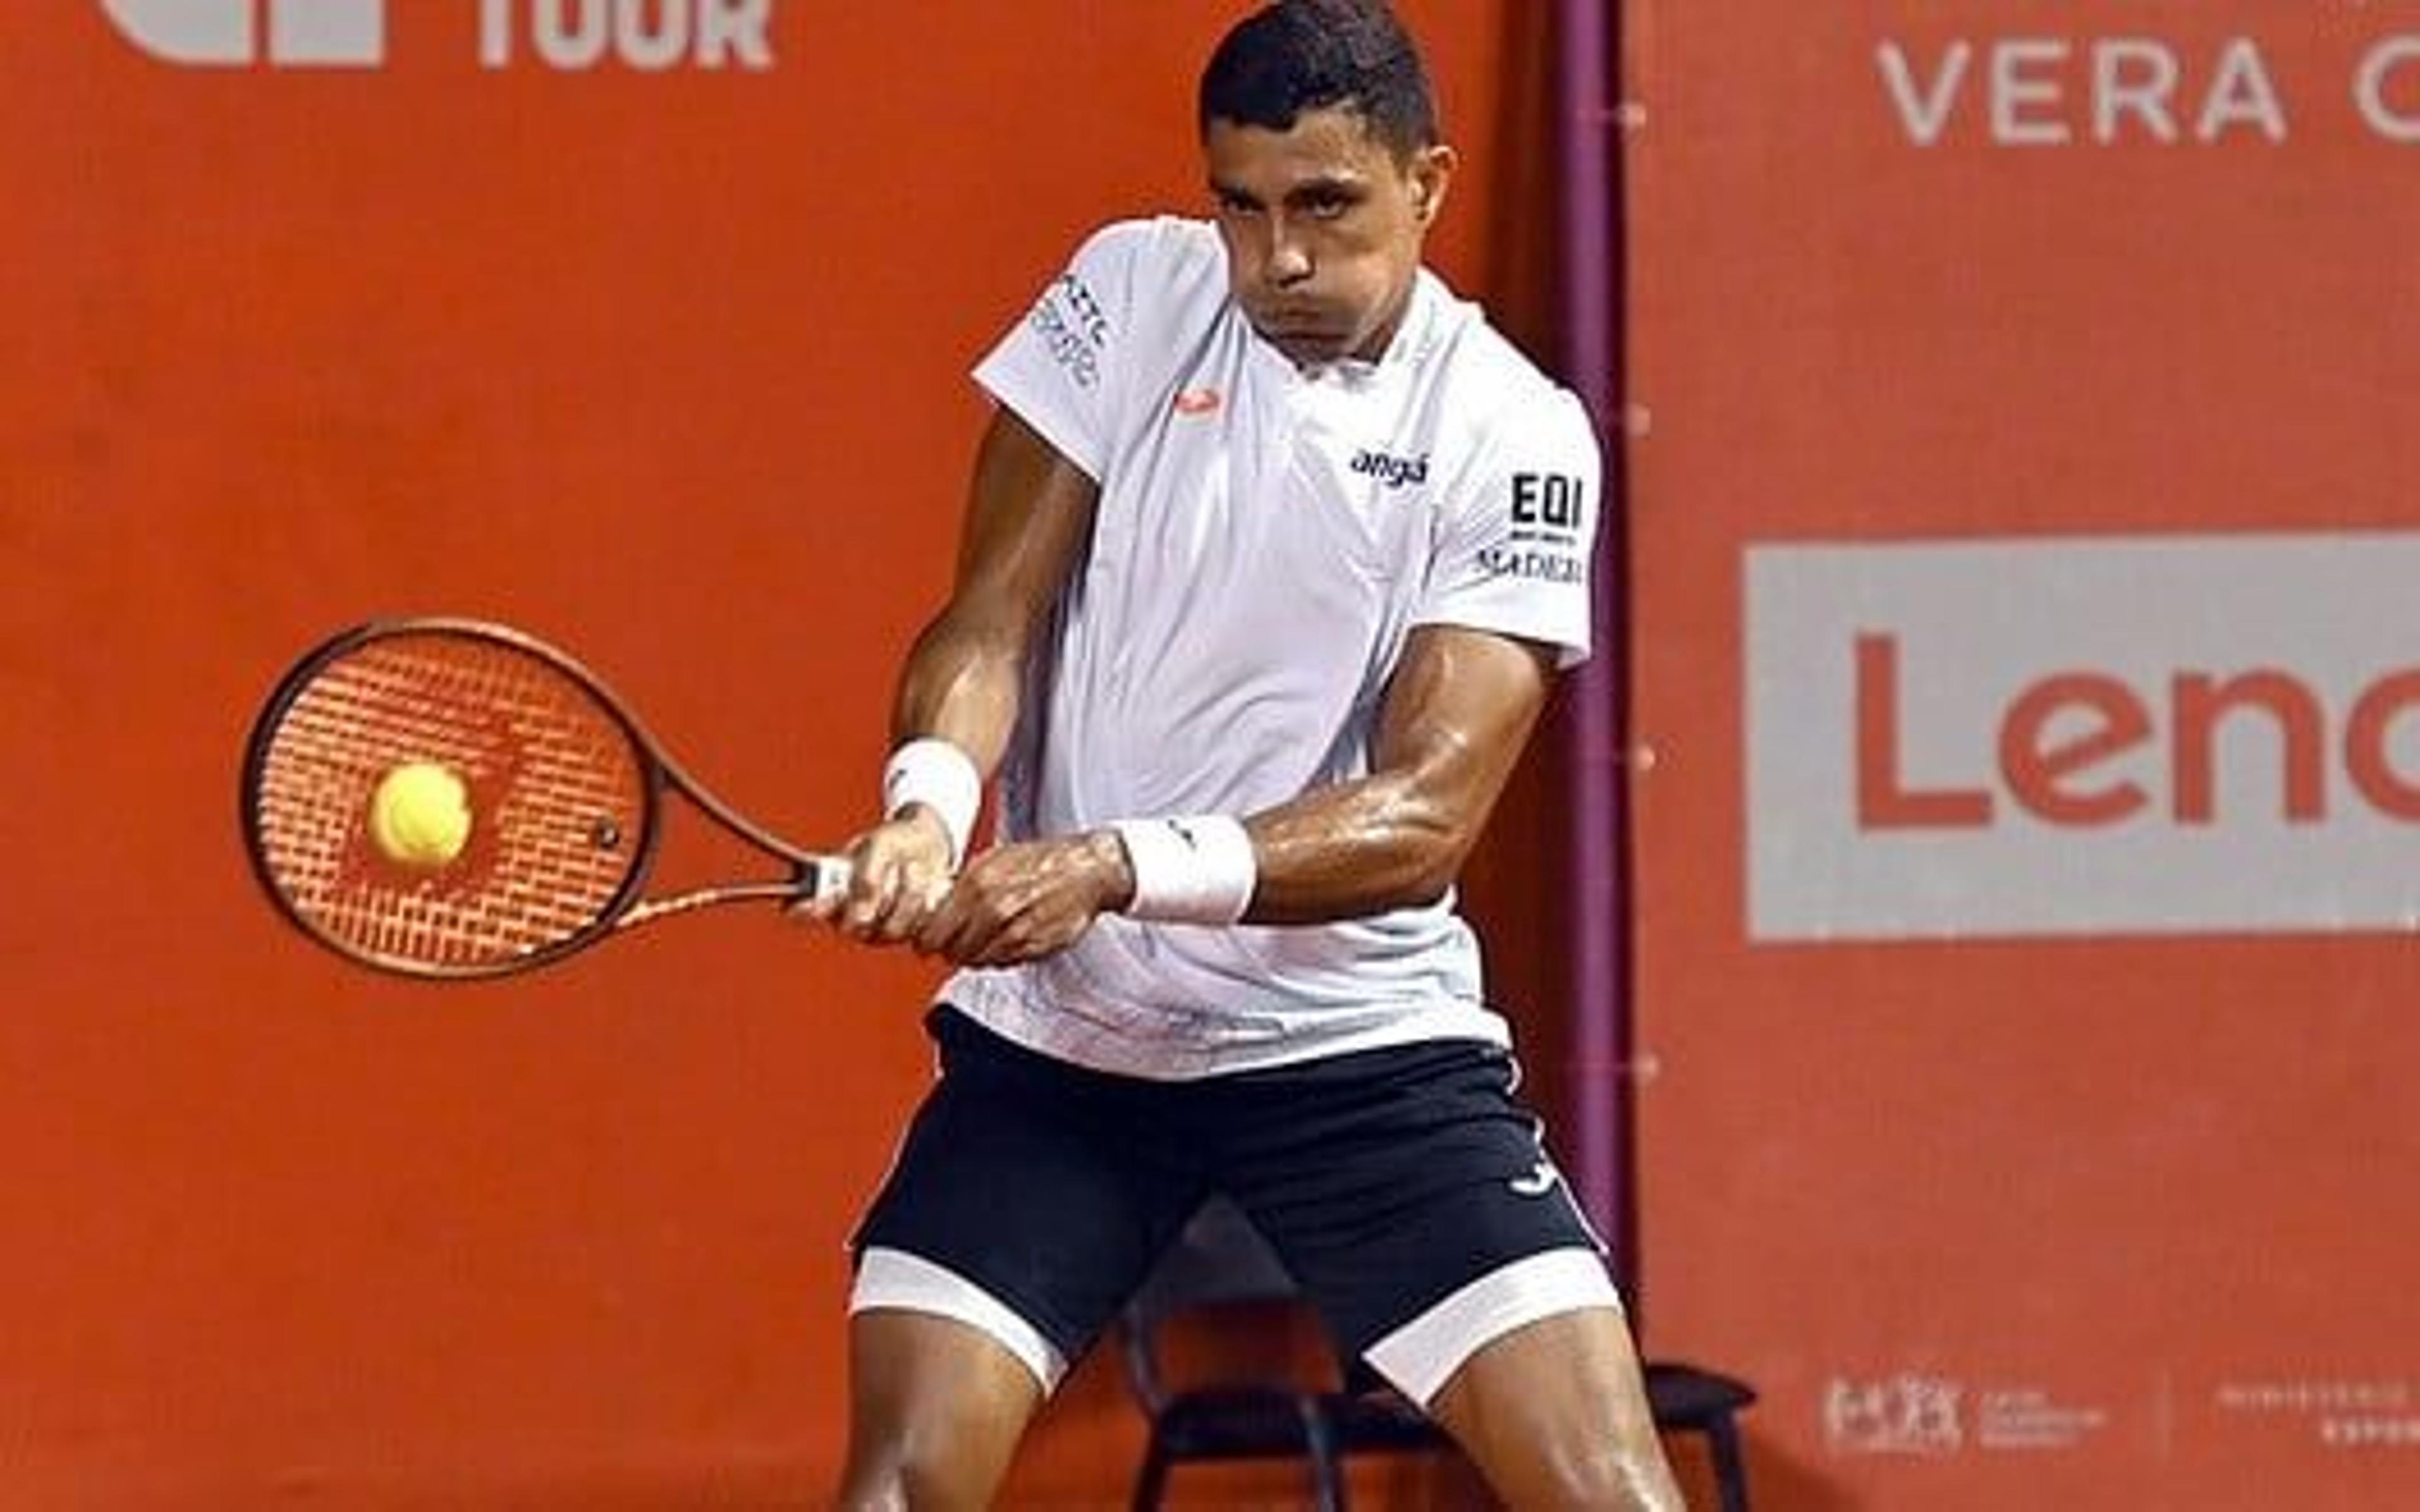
[1265,234,1313,287]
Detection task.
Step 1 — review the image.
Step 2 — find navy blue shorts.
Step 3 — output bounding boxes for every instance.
[851,1005,1608,1368]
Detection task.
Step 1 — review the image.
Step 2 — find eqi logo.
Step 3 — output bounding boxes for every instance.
[1510,470,1583,528]
[99,0,776,71]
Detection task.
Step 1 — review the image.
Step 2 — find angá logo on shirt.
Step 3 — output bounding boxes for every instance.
[1350,449,1429,488]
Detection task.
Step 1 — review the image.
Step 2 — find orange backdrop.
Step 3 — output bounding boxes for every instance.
[0,4,1558,1506]
[1628,3,2420,1508]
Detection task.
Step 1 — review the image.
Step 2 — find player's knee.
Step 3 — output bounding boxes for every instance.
[831,1461,924,1511]
[1532,1443,1686,1512]
[831,1462,906,1512]
[835,1430,986,1511]
[838,1370,1034,1512]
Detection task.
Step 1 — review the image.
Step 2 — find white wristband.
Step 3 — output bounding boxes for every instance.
[882,738,982,869]
[1110,815,1257,925]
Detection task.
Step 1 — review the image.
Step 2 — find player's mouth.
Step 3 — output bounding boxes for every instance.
[1252,312,1352,360]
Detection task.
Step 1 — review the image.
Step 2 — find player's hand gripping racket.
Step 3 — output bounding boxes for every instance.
[241,618,850,979]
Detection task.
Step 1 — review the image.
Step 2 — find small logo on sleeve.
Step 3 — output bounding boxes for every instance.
[1481,471,1589,584]
[1511,471,1586,531]
[1028,272,1110,391]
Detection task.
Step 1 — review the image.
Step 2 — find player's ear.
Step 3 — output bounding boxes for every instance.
[1409,144,1455,224]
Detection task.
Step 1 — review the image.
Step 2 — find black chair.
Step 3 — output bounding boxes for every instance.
[1117,1196,1756,1510]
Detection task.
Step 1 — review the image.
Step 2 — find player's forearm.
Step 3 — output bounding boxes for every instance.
[1096,630,1550,929]
[1201,627,1548,925]
[1236,772,1477,923]
[889,611,1025,777]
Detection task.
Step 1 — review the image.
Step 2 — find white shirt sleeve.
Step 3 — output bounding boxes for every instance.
[1412,387,1603,668]
[970,220,1158,481]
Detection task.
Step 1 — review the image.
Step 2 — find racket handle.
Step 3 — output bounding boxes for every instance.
[801,856,854,906]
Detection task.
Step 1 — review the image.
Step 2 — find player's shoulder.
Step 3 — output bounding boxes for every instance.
[1049,217,1228,360]
[1421,283,1594,452]
[1422,280,1572,404]
[1067,216,1224,291]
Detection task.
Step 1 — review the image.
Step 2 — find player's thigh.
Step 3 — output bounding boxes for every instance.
[840,1309,1044,1509]
[851,1007,1209,1382]
[1424,1305,1678,1509]
[1221,1039,1611,1373]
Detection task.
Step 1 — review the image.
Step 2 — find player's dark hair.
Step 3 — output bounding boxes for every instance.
[1199,0,1439,159]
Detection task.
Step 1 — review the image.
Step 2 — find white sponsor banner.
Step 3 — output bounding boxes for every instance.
[1745,535,2420,940]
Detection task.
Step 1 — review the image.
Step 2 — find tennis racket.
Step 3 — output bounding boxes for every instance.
[241,617,851,979]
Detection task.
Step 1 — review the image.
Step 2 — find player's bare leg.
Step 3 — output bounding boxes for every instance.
[1424,1309,1685,1511]
[835,1310,1045,1511]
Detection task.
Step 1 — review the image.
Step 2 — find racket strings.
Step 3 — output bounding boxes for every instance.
[250,634,648,970]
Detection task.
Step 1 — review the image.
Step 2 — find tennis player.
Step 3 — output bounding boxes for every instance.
[810,2,1683,1505]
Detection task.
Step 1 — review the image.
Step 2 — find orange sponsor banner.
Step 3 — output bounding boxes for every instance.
[1,2,1530,1504]
[1628,4,2420,1508]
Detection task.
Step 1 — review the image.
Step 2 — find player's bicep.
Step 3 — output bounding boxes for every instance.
[948,404,1098,636]
[1371,624,1558,837]
[890,406,1096,753]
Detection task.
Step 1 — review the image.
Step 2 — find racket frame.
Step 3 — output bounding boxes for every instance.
[241,617,845,980]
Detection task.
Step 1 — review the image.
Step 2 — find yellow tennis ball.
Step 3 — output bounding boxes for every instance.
[368,760,472,867]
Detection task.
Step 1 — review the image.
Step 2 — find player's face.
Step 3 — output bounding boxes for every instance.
[1206,107,1453,367]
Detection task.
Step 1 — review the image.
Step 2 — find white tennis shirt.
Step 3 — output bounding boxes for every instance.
[941,217,1601,1079]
